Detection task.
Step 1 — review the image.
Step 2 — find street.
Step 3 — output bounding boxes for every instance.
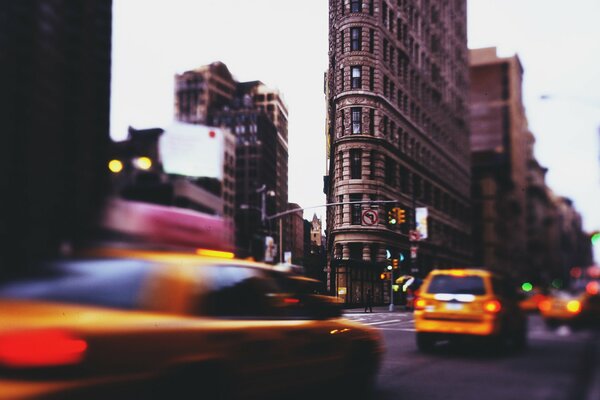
[343,309,600,400]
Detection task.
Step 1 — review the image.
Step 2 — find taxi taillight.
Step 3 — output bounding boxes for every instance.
[0,330,87,368]
[566,300,582,314]
[483,300,502,313]
[414,298,427,310]
[538,299,552,312]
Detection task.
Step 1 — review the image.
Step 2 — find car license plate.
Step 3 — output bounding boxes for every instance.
[445,303,463,310]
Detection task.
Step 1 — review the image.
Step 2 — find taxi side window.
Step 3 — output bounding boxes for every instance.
[199,265,281,318]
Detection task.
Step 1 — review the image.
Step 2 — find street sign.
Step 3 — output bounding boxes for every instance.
[362,209,379,225]
[409,230,421,242]
[410,245,418,259]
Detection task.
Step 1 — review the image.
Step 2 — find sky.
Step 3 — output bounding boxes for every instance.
[110,0,600,260]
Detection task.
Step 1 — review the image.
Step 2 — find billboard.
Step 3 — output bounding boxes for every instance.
[416,207,428,239]
[159,122,225,179]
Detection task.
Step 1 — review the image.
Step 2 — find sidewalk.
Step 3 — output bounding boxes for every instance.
[343,305,412,314]
[585,331,600,400]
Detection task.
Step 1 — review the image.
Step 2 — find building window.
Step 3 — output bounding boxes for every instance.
[383,39,388,62]
[383,75,389,97]
[351,66,362,89]
[350,0,362,13]
[385,156,396,186]
[351,107,362,134]
[369,67,375,90]
[370,150,377,179]
[369,29,375,53]
[350,27,362,51]
[350,194,362,225]
[349,242,363,259]
[350,149,362,179]
[369,108,375,133]
[341,30,345,53]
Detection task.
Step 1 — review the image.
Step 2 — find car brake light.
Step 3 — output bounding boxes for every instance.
[283,297,300,304]
[586,281,599,296]
[539,299,551,312]
[414,298,427,310]
[566,300,581,314]
[0,330,87,368]
[484,300,502,313]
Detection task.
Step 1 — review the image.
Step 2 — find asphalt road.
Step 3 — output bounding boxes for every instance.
[343,309,600,400]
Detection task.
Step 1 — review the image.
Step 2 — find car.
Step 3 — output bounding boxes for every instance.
[539,280,600,329]
[413,268,527,352]
[0,246,383,400]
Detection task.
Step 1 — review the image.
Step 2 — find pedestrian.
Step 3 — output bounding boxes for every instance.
[364,289,373,313]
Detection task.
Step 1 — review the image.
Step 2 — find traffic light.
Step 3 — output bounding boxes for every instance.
[521,282,533,292]
[380,272,391,280]
[392,258,399,269]
[591,232,600,246]
[397,208,406,224]
[387,208,398,225]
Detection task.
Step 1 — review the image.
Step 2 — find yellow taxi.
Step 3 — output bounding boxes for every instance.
[539,280,600,329]
[413,268,527,352]
[0,246,383,400]
[519,291,547,313]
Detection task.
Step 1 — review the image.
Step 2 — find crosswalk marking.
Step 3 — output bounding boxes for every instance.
[365,319,403,326]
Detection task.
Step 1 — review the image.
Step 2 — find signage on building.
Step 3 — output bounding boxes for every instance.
[284,251,292,264]
[416,207,428,239]
[361,209,379,226]
[160,122,225,179]
[338,287,347,295]
[264,236,275,262]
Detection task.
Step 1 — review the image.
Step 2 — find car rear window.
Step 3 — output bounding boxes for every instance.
[0,259,152,310]
[426,275,487,295]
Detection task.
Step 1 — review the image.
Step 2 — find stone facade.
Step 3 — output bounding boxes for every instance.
[326,0,472,305]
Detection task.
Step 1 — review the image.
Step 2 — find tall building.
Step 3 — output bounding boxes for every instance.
[325,0,471,305]
[469,47,592,283]
[284,203,305,265]
[1,0,113,278]
[175,63,289,261]
[469,47,531,279]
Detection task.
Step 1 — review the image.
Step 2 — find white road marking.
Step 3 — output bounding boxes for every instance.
[365,319,403,325]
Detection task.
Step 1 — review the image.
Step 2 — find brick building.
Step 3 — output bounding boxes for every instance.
[325,0,472,305]
[175,63,289,261]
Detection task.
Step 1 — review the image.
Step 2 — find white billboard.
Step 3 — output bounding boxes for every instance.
[159,122,224,179]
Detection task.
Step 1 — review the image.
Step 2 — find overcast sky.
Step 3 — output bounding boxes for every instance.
[110,0,600,261]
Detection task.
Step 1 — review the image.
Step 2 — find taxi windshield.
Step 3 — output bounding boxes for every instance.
[427,275,486,295]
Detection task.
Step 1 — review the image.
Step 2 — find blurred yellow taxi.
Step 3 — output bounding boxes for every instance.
[539,280,600,329]
[413,268,527,352]
[0,247,382,400]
